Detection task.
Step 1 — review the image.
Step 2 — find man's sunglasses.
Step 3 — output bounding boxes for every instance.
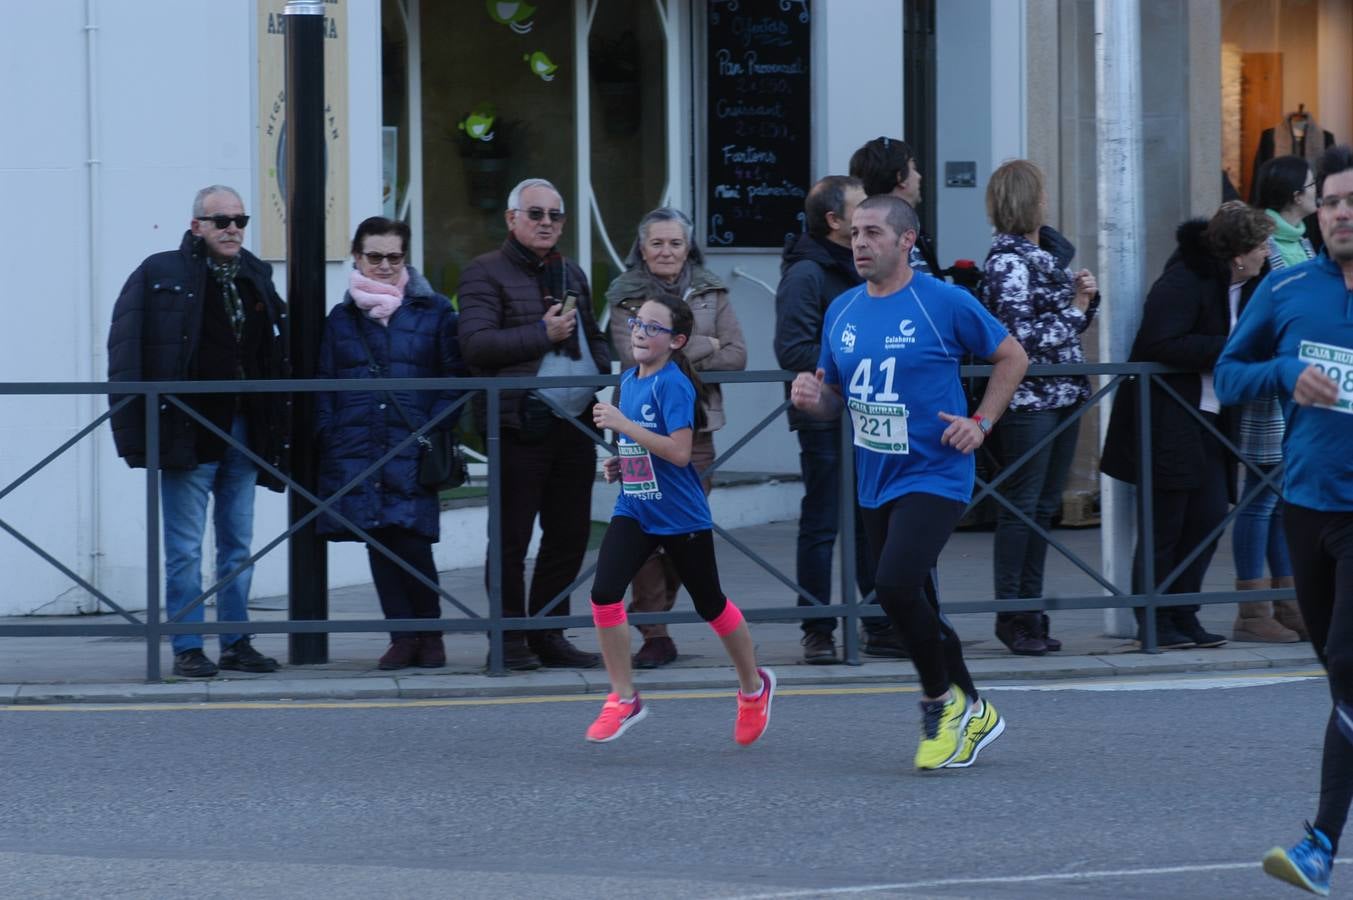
[362,251,406,266]
[197,215,250,229]
[515,207,567,223]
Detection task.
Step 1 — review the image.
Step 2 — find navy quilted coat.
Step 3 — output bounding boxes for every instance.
[315,268,464,541]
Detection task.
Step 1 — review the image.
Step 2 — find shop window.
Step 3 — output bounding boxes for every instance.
[415,1,579,298]
[1221,0,1342,202]
[588,1,669,307]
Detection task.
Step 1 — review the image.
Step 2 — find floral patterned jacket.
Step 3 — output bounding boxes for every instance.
[982,232,1099,411]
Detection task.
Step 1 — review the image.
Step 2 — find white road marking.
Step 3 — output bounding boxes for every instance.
[987,673,1322,692]
[722,858,1349,898]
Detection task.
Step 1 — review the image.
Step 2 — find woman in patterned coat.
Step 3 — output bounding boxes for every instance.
[982,160,1099,655]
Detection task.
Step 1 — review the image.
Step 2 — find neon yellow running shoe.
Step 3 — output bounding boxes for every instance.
[914,685,972,770]
[944,697,1005,768]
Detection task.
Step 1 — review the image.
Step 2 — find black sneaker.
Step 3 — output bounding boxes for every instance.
[218,638,280,673]
[173,648,219,678]
[861,626,910,659]
[1136,617,1196,650]
[1172,612,1227,648]
[801,631,839,665]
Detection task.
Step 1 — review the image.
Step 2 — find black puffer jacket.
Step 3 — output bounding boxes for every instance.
[1100,220,1257,493]
[107,231,290,490]
[774,233,862,431]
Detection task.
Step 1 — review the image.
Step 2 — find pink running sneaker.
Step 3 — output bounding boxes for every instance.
[586,693,648,743]
[734,668,776,746]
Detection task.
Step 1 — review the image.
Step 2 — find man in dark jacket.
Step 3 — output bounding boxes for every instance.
[774,175,901,664]
[457,178,608,670]
[849,137,942,275]
[107,185,289,678]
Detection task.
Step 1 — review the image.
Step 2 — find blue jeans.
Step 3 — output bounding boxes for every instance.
[992,407,1080,606]
[795,428,882,636]
[1231,463,1292,582]
[160,416,257,654]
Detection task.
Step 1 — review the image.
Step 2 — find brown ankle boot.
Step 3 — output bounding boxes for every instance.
[378,637,420,670]
[415,632,446,668]
[1271,577,1309,640]
[1232,588,1299,643]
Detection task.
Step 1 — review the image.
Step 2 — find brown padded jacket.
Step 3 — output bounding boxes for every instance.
[457,240,610,430]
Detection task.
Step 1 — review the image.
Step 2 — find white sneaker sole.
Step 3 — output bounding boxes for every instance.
[586,704,649,743]
[944,713,1006,769]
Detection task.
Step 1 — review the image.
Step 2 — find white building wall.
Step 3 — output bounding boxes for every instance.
[0,0,381,615]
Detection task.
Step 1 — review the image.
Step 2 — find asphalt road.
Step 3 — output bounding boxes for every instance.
[0,669,1336,899]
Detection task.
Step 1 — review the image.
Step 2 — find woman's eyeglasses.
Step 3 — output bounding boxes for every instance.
[362,251,406,266]
[197,215,250,229]
[627,317,675,338]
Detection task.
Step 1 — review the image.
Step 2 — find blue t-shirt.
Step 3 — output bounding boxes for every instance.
[611,361,712,534]
[817,272,1008,508]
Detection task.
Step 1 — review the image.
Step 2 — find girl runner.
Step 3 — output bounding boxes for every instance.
[585,294,775,744]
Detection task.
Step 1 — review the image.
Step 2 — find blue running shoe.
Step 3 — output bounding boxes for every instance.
[1262,822,1333,896]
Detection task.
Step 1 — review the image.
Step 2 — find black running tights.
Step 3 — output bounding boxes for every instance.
[860,492,976,701]
[1286,503,1353,855]
[590,516,730,623]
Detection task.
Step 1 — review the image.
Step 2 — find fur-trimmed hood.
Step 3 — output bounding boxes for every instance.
[1169,218,1222,279]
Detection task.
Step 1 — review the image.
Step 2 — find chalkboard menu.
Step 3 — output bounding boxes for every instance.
[705,0,812,250]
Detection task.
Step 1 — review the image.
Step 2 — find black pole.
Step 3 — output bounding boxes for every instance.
[284,0,328,663]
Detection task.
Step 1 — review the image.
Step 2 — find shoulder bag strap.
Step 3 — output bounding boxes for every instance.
[347,305,428,448]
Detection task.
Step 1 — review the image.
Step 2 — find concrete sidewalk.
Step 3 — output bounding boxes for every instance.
[0,521,1318,704]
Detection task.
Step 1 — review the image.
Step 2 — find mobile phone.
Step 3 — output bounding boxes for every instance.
[561,291,578,314]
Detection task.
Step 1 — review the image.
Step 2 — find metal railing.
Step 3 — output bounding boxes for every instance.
[0,362,1288,679]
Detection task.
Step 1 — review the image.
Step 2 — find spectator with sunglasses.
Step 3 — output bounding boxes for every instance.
[458,178,610,671]
[108,185,289,678]
[315,216,464,671]
[603,207,747,669]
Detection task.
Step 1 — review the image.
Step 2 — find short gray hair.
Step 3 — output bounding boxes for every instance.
[506,178,565,213]
[624,207,704,269]
[192,185,244,217]
[856,194,919,238]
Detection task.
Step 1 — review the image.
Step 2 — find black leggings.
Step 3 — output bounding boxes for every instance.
[591,516,730,623]
[860,492,976,701]
[1285,503,1353,855]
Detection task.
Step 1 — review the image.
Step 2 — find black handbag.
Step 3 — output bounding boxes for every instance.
[348,307,469,491]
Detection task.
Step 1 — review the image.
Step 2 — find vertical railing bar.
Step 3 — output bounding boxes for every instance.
[839,413,861,666]
[145,388,162,681]
[486,386,504,674]
[1137,373,1157,652]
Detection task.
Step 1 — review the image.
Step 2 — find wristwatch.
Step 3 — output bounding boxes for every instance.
[972,414,992,436]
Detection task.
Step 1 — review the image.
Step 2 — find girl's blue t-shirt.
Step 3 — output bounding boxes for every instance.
[612,361,712,534]
[817,273,1009,508]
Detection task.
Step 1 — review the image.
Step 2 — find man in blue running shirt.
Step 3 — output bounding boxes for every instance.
[1218,144,1353,897]
[791,195,1027,771]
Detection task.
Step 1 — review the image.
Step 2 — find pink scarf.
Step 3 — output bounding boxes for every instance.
[348,267,408,326]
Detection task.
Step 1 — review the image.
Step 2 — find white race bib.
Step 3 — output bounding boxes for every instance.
[848,398,909,454]
[1299,340,1353,415]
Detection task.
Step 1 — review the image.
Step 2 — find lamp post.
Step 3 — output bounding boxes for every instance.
[284,0,329,663]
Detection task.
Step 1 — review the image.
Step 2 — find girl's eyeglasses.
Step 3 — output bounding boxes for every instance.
[627,317,675,338]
